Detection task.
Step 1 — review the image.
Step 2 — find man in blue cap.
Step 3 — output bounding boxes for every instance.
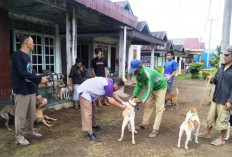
[130,59,167,138]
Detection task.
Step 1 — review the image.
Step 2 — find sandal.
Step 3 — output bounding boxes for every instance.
[135,125,146,130]
[27,132,43,138]
[15,139,30,146]
[104,102,110,106]
[149,130,158,138]
[210,139,225,146]
[198,132,211,139]
[74,105,80,110]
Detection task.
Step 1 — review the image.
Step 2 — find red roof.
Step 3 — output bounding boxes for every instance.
[183,38,205,50]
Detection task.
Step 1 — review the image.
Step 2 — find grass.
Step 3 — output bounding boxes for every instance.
[175,73,203,80]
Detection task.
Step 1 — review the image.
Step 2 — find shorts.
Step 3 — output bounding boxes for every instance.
[73,84,81,101]
[207,101,230,131]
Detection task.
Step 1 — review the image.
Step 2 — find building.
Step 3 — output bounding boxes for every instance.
[0,0,165,100]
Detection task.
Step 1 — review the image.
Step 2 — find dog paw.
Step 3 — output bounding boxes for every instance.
[7,128,12,131]
[195,141,198,144]
[118,139,122,142]
[177,145,180,148]
[132,142,135,145]
[135,130,138,134]
[185,147,189,150]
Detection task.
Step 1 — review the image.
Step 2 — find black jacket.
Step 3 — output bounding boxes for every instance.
[212,64,232,105]
[11,50,42,95]
[68,65,86,84]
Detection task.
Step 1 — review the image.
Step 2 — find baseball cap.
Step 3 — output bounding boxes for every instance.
[222,45,232,55]
[129,59,142,73]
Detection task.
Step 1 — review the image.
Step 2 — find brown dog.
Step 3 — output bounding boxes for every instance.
[53,82,66,99]
[0,105,15,130]
[35,108,57,127]
[165,88,179,110]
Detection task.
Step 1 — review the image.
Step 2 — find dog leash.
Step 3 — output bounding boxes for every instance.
[198,78,211,110]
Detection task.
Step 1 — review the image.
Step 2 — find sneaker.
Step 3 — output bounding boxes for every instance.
[92,125,103,131]
[87,133,101,142]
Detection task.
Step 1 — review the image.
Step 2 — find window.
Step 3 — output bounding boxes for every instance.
[31,35,43,74]
[14,33,55,74]
[44,37,55,72]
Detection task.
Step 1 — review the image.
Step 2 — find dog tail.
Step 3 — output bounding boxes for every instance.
[176,87,179,95]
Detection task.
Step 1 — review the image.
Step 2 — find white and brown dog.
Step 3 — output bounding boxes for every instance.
[118,99,138,145]
[177,107,200,149]
[35,108,57,127]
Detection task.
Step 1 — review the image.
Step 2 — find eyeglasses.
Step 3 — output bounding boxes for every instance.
[224,54,232,57]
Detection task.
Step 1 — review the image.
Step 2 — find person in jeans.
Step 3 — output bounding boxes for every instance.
[199,45,232,146]
[68,58,86,109]
[91,47,109,107]
[129,59,167,138]
[78,77,126,142]
[11,34,48,146]
[163,51,177,93]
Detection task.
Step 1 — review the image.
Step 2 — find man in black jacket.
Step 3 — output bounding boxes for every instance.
[200,45,232,146]
[68,58,86,109]
[12,34,48,146]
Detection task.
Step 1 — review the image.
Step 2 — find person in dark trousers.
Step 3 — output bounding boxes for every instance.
[199,45,232,146]
[91,47,108,107]
[68,58,86,110]
[163,51,177,93]
[11,34,48,146]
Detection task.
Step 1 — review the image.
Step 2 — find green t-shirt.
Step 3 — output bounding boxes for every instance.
[133,66,167,103]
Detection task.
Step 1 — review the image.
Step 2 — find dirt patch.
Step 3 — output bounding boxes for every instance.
[1,79,232,157]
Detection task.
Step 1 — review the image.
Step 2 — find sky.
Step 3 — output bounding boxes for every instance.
[111,0,231,51]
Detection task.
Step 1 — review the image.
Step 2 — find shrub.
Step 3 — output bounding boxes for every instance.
[202,71,210,79]
[189,62,205,78]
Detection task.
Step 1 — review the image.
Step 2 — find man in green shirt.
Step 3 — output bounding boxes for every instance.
[130,59,167,138]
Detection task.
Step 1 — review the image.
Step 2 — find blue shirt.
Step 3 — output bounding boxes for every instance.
[163,59,177,84]
[78,77,114,102]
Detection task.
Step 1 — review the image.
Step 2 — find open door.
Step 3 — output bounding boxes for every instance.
[111,47,116,71]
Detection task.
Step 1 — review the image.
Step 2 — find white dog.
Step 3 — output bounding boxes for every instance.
[177,108,200,150]
[118,99,138,145]
[60,85,73,99]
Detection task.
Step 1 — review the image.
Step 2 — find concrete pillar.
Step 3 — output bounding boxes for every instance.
[175,56,177,62]
[128,45,133,73]
[72,6,77,65]
[179,57,182,73]
[119,27,127,81]
[55,25,61,73]
[66,11,72,83]
[150,44,155,69]
[220,0,232,66]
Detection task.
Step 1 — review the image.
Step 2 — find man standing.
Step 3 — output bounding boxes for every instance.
[200,45,232,146]
[163,51,177,93]
[68,58,86,110]
[91,47,108,106]
[11,34,48,146]
[78,77,126,142]
[129,59,167,138]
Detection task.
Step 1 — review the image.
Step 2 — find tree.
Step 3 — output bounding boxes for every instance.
[209,46,221,69]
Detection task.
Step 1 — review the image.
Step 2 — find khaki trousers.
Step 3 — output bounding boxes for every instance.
[14,94,36,141]
[207,101,230,131]
[80,96,96,132]
[142,87,167,130]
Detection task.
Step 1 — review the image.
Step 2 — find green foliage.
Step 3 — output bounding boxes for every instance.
[157,67,164,74]
[209,45,221,69]
[202,71,210,79]
[209,68,218,77]
[189,62,205,78]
